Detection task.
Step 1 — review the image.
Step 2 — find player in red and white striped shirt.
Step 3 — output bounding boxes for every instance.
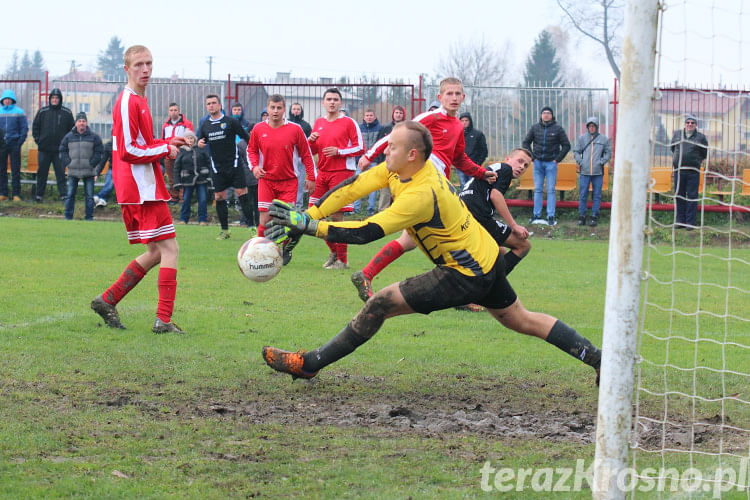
[308,88,364,269]
[90,45,184,334]
[247,94,315,264]
[350,77,497,301]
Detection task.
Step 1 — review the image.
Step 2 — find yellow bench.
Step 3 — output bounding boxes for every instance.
[709,169,749,201]
[649,166,705,197]
[515,162,580,199]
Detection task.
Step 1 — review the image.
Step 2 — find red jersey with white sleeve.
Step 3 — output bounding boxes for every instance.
[247,119,315,181]
[309,114,363,172]
[364,107,485,179]
[161,114,194,140]
[112,87,171,204]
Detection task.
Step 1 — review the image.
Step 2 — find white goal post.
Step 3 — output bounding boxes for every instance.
[593,1,661,498]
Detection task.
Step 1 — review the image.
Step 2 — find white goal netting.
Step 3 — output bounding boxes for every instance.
[632,0,750,497]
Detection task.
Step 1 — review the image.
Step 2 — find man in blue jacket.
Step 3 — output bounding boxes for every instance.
[522,106,570,226]
[0,89,29,201]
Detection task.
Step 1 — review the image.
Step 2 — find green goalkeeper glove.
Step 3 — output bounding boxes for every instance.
[264,222,292,245]
[268,200,318,236]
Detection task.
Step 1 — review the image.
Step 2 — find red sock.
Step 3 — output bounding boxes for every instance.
[257,224,266,237]
[156,267,177,323]
[103,260,146,306]
[362,240,404,280]
[326,240,337,254]
[336,243,348,264]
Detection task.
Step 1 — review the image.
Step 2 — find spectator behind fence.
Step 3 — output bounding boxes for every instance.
[428,100,440,111]
[458,111,488,189]
[522,106,570,226]
[237,137,260,230]
[59,112,103,220]
[32,88,75,202]
[0,89,29,201]
[94,132,114,207]
[161,102,193,202]
[671,114,708,230]
[372,105,406,211]
[359,109,382,216]
[289,102,312,209]
[174,130,211,225]
[574,117,611,227]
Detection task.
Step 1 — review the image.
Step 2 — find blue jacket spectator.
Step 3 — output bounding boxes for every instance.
[0,89,29,200]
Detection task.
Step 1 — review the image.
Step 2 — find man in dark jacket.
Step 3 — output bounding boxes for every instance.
[32,88,75,202]
[289,102,312,209]
[59,112,103,220]
[458,111,488,189]
[671,114,708,230]
[522,106,570,226]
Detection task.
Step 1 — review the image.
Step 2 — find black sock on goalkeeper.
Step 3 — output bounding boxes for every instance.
[504,252,523,275]
[545,320,601,369]
[303,324,369,372]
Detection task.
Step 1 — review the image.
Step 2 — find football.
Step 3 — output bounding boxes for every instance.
[237,237,283,282]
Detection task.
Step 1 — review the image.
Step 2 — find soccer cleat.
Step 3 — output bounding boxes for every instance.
[216,230,231,240]
[578,216,586,226]
[326,259,349,270]
[322,252,337,268]
[351,270,373,302]
[262,346,318,380]
[282,233,302,266]
[152,318,185,334]
[91,295,126,329]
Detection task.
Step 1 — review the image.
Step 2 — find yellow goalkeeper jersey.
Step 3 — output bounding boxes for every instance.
[307,160,499,277]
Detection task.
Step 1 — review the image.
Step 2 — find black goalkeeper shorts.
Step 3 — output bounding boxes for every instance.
[399,255,517,314]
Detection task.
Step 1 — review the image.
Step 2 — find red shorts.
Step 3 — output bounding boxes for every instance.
[258,178,299,212]
[309,169,355,212]
[121,201,176,244]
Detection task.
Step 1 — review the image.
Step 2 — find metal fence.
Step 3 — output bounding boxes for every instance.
[50,78,225,139]
[423,83,612,162]
[233,82,416,128]
[0,79,42,152]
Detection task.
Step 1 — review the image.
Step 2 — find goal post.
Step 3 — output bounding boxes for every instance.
[593,1,661,498]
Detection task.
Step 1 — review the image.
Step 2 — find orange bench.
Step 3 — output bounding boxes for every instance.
[5,148,38,174]
[709,169,749,201]
[649,166,705,197]
[515,162,580,199]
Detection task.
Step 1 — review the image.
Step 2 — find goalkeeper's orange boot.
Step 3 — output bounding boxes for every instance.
[262,346,318,380]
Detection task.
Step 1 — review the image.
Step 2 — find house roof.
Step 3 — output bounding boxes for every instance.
[656,88,744,116]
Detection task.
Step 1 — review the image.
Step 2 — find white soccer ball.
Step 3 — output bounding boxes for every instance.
[237,237,283,282]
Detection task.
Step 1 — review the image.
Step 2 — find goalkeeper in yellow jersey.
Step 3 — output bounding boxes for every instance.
[262,121,601,384]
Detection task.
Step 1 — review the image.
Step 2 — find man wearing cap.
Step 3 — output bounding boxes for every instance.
[522,106,570,226]
[32,88,75,202]
[670,114,708,230]
[58,111,103,220]
[573,116,611,227]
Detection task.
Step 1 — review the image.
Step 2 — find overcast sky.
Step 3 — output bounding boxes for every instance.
[2,0,748,89]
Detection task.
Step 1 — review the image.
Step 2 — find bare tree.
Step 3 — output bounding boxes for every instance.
[556,0,623,80]
[436,36,513,104]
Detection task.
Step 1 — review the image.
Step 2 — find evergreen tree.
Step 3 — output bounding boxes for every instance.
[3,51,19,78]
[523,30,563,87]
[31,50,46,80]
[97,36,125,80]
[20,51,33,79]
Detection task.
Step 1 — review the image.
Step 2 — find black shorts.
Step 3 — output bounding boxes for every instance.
[399,256,517,314]
[211,166,247,192]
[476,216,512,246]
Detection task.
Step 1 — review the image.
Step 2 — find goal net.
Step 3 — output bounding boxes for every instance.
[596,1,750,498]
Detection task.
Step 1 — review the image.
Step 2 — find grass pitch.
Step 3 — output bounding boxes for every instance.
[0,216,747,498]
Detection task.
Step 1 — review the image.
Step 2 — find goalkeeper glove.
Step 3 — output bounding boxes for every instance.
[268,200,319,236]
[264,221,292,245]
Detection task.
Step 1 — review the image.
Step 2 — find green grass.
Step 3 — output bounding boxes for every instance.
[1,216,748,498]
